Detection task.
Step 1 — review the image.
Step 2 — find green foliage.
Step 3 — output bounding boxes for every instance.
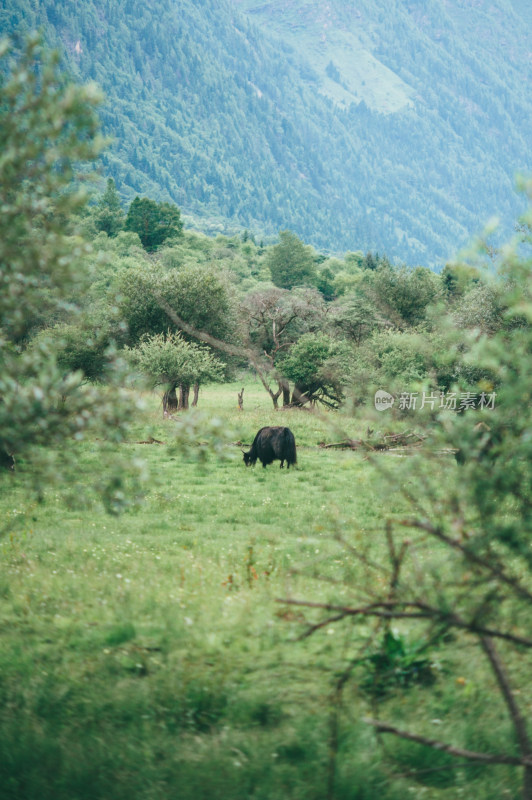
[0,35,140,498]
[0,34,104,344]
[128,331,224,391]
[444,212,532,558]
[117,264,238,348]
[266,230,318,289]
[94,178,125,237]
[361,631,438,698]
[316,266,336,300]
[364,330,430,383]
[33,318,117,380]
[451,282,504,334]
[441,262,481,299]
[362,266,443,328]
[125,196,183,251]
[331,292,386,344]
[280,331,353,407]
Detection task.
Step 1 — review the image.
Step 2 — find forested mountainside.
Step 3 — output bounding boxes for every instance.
[1,0,530,264]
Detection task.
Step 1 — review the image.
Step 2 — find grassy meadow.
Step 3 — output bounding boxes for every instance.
[0,381,520,799]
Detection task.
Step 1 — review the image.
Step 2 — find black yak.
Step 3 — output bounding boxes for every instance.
[243,426,297,469]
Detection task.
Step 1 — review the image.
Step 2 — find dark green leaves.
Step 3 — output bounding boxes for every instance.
[125,196,183,251]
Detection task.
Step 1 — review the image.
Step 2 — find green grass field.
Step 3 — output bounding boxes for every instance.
[0,382,520,799]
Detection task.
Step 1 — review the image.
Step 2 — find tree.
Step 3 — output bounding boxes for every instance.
[331,292,388,345]
[452,282,504,334]
[441,262,481,299]
[117,264,238,345]
[0,35,145,511]
[94,177,125,236]
[128,332,223,413]
[279,189,532,798]
[266,230,318,289]
[33,319,114,381]
[0,35,102,345]
[362,265,443,328]
[317,266,336,301]
[241,287,326,407]
[125,196,183,251]
[116,264,239,405]
[279,332,353,408]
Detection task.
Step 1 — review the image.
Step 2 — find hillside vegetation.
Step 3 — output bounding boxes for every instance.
[1,0,530,263]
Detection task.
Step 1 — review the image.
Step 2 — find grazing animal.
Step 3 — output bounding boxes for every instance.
[243,426,297,469]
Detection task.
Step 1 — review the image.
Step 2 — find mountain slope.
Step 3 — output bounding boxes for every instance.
[1,0,530,264]
[235,0,532,247]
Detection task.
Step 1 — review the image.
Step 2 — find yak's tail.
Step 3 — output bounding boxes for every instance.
[284,427,297,466]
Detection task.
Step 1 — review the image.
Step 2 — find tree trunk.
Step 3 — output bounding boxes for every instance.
[163,386,178,416]
[178,384,190,410]
[480,637,532,800]
[192,382,199,407]
[251,363,281,408]
[291,383,310,406]
[280,379,291,407]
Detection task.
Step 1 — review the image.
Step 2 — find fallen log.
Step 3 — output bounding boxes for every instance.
[319,439,363,450]
[319,431,426,452]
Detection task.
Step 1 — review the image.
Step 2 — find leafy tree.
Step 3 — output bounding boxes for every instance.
[128,332,223,413]
[332,270,363,297]
[359,265,442,329]
[94,177,125,236]
[0,36,103,345]
[117,264,238,346]
[279,332,353,408]
[452,282,504,334]
[441,262,481,299]
[363,329,433,385]
[125,196,183,251]
[34,316,118,380]
[0,35,141,509]
[317,266,336,300]
[361,251,379,271]
[331,292,387,345]
[266,230,318,289]
[116,264,239,405]
[242,286,326,407]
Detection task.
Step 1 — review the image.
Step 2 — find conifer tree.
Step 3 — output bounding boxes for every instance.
[94,177,125,236]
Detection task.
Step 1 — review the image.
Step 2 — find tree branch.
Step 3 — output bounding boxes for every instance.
[275,598,532,648]
[399,518,532,604]
[297,612,348,640]
[480,636,532,760]
[364,718,528,766]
